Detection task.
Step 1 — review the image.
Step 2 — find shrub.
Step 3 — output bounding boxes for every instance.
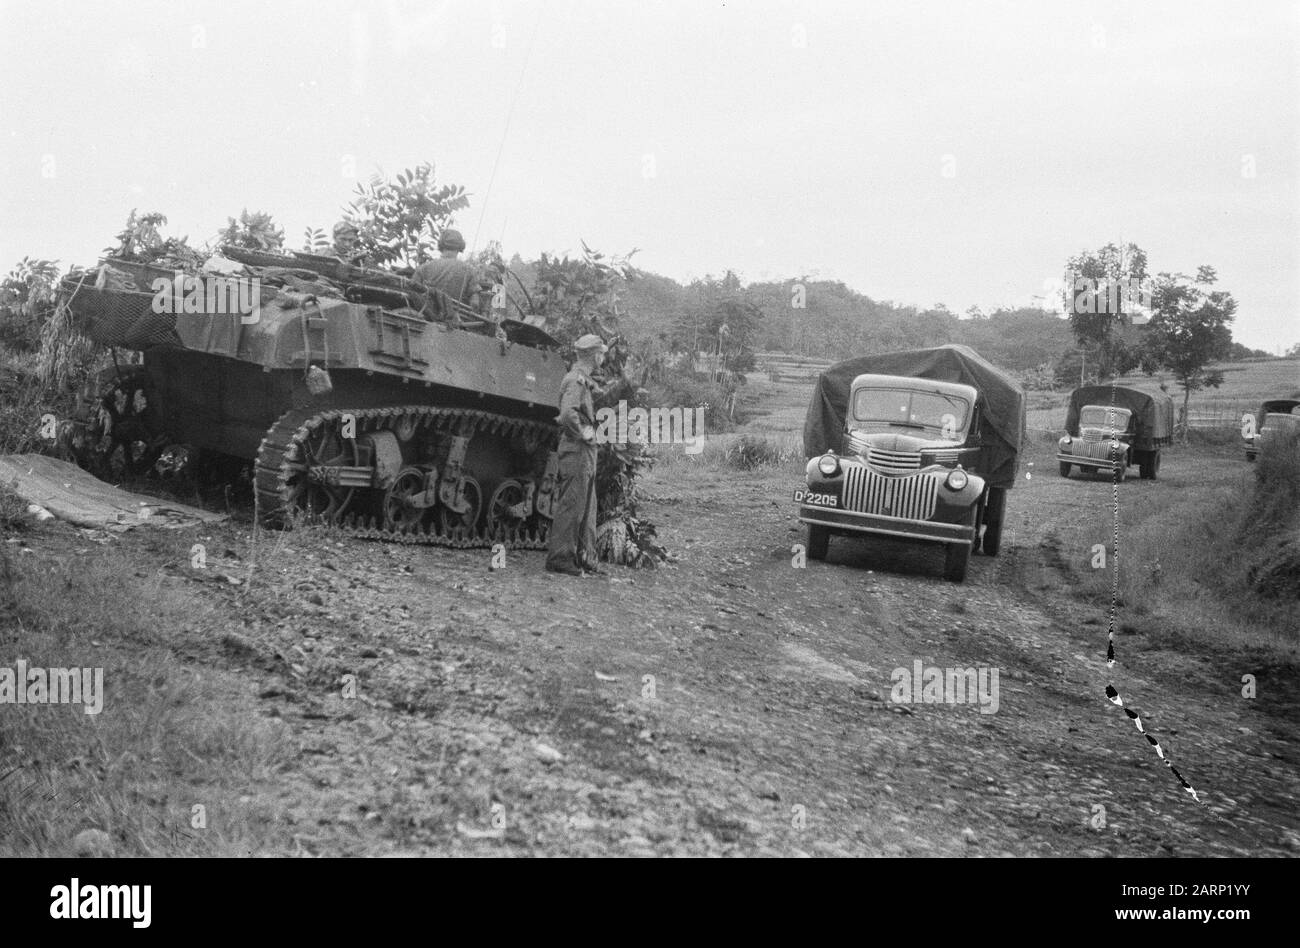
[724,435,795,470]
[0,258,60,354]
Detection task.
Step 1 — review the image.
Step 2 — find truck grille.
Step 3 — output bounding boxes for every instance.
[864,446,922,473]
[1081,427,1105,443]
[843,466,939,520]
[1079,440,1120,461]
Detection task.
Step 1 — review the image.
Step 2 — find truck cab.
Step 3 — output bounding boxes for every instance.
[1058,404,1136,479]
[1245,400,1300,461]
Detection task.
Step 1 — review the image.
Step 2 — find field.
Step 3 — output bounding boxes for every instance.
[1,359,1297,856]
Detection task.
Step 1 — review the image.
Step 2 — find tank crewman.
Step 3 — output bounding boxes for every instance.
[545,334,635,576]
[411,229,477,319]
[331,221,366,265]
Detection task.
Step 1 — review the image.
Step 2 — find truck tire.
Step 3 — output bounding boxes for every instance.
[943,508,976,582]
[943,540,971,582]
[1139,448,1161,480]
[1059,462,1071,477]
[981,486,1006,557]
[806,523,829,561]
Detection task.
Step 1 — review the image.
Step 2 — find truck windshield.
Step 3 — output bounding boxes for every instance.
[852,388,970,433]
[1079,406,1131,431]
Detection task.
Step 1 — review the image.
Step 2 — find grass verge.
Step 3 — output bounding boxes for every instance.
[0,517,294,856]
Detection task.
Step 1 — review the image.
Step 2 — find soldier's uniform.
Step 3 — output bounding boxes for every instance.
[411,256,476,304]
[545,334,639,575]
[545,361,603,575]
[411,229,477,321]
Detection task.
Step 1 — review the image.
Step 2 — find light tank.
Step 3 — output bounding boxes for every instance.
[58,246,566,547]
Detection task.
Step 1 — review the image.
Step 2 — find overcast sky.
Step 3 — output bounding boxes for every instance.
[2,0,1297,350]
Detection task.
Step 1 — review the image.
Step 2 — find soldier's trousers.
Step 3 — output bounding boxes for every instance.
[545,440,598,571]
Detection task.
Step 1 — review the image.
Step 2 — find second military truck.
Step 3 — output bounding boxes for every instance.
[1057,384,1173,481]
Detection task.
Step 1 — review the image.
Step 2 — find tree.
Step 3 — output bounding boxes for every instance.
[1139,265,1237,441]
[529,242,638,345]
[339,163,469,269]
[0,257,60,353]
[1063,242,1148,380]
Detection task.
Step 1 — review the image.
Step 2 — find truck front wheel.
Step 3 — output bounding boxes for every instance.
[806,523,829,561]
[981,487,1006,557]
[943,508,976,582]
[943,541,971,582]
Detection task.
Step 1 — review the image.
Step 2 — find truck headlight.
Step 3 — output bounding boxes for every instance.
[817,454,840,477]
[945,469,968,491]
[1060,435,1072,446]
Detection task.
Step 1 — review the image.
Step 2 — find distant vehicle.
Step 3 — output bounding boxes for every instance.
[1244,399,1300,461]
[1057,385,1173,481]
[797,344,1026,583]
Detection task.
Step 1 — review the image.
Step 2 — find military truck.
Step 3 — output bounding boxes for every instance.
[1244,398,1300,461]
[1057,384,1173,481]
[797,344,1026,583]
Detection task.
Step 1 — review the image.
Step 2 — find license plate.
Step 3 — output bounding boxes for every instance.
[793,489,838,507]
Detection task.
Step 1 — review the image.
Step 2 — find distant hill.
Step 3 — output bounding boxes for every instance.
[618,273,1074,371]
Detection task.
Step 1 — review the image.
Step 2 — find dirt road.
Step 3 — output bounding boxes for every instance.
[22,430,1288,858]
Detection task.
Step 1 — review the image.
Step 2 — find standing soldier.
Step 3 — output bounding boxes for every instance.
[545,334,634,576]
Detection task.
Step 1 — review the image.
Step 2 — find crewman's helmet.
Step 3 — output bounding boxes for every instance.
[438,229,467,252]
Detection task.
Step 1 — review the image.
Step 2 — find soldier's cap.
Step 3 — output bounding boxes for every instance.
[437,229,466,252]
[574,333,608,353]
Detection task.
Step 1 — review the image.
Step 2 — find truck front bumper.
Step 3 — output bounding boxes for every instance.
[1057,452,1124,472]
[798,504,975,547]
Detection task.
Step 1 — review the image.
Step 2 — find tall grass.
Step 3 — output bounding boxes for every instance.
[648,432,803,472]
[0,529,294,856]
[1072,431,1300,646]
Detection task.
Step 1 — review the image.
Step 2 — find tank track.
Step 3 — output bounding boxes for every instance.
[254,405,557,549]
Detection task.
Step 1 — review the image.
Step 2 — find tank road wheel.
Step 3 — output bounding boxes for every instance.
[289,422,357,523]
[1058,462,1072,478]
[806,523,829,561]
[76,366,167,478]
[382,467,433,534]
[486,479,526,539]
[438,476,482,537]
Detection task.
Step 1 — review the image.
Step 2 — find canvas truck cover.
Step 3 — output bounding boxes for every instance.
[1259,398,1300,419]
[803,344,1027,488]
[1065,384,1174,449]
